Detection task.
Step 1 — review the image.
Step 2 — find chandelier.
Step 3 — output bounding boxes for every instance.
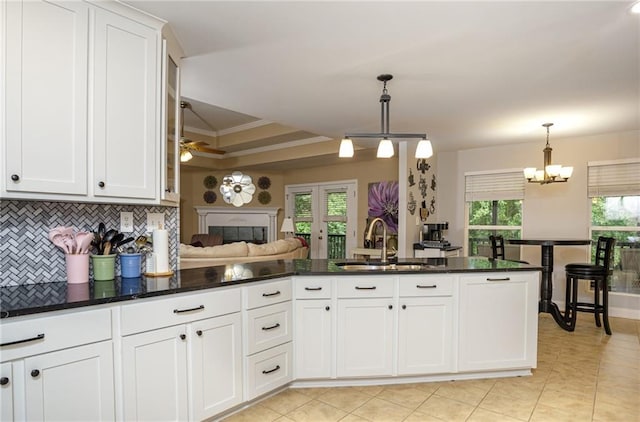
[523,123,573,184]
[339,74,433,159]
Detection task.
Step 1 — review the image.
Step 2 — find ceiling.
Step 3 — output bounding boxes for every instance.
[126,1,640,171]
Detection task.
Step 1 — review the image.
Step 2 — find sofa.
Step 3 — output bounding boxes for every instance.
[179,237,309,269]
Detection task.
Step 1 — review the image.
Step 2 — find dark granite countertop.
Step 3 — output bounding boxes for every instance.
[0,257,540,319]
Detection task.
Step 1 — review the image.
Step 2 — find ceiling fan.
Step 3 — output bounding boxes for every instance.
[180,100,225,162]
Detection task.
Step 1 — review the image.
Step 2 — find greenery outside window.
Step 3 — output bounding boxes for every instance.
[465,170,524,257]
[588,159,640,295]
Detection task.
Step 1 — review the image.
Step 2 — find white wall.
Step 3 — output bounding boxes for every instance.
[437,130,640,319]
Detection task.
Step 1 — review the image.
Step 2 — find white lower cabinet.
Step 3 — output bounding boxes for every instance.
[397,297,453,375]
[0,308,114,421]
[294,299,333,379]
[120,288,243,421]
[121,325,189,421]
[458,272,538,371]
[243,279,293,400]
[336,298,395,377]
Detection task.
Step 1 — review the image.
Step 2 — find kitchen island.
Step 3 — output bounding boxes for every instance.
[0,257,542,421]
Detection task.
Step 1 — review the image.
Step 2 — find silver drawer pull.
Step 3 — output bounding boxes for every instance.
[1,333,45,347]
[262,291,281,297]
[262,365,281,374]
[262,323,281,331]
[416,284,437,289]
[173,305,205,314]
[304,287,322,291]
[355,286,376,290]
[487,277,510,282]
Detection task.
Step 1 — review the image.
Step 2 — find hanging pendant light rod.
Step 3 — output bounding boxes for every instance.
[339,74,432,159]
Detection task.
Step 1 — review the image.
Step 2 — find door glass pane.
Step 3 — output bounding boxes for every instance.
[326,191,347,259]
[294,192,312,246]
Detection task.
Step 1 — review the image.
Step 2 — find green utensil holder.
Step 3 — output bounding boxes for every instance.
[91,254,116,281]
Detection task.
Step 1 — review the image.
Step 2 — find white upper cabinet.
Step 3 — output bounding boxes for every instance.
[92,7,159,200]
[1,0,168,204]
[4,0,89,196]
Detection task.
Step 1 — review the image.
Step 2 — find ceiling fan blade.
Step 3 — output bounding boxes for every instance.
[191,144,226,155]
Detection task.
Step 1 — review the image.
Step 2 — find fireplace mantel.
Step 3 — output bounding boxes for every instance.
[195,207,280,243]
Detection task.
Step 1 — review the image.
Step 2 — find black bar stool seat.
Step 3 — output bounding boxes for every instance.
[564,237,615,335]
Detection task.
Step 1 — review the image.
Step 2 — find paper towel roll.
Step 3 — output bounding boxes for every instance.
[153,229,169,273]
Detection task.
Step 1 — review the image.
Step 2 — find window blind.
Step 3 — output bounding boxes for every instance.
[465,171,525,202]
[294,192,313,222]
[323,190,347,222]
[588,159,640,197]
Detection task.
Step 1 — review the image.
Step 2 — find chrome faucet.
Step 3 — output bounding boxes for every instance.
[365,217,388,264]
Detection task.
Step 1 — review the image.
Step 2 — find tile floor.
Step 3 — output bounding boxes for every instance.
[223,314,640,421]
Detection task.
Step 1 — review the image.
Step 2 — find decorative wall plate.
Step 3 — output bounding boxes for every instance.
[258,191,272,204]
[203,175,217,189]
[257,176,271,190]
[203,190,217,204]
[220,171,255,207]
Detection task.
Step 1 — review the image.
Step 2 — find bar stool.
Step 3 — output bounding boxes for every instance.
[564,237,616,335]
[489,235,528,264]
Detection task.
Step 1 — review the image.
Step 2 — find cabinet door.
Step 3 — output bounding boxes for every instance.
[295,299,332,379]
[24,341,114,421]
[0,362,14,421]
[336,298,394,377]
[398,296,453,375]
[122,325,188,421]
[458,273,538,371]
[190,313,242,421]
[4,0,88,196]
[92,7,158,200]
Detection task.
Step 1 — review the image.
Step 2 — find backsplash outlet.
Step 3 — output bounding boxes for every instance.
[0,200,179,287]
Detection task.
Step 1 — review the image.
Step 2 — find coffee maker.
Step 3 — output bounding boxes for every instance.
[421,222,450,247]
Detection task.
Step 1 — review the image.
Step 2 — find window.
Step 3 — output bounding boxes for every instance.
[465,170,524,257]
[589,159,640,294]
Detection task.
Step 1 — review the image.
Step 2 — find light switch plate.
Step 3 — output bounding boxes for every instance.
[146,212,165,232]
[120,212,134,233]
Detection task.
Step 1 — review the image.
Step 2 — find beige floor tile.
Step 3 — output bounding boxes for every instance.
[537,388,594,420]
[466,407,524,422]
[595,390,640,413]
[275,417,297,422]
[338,414,369,422]
[375,385,431,410]
[530,403,588,422]
[286,400,347,422]
[542,378,597,398]
[593,396,640,422]
[351,397,412,422]
[432,382,488,406]
[406,381,447,394]
[488,381,543,402]
[317,387,372,413]
[479,390,537,421]
[222,404,282,422]
[415,395,475,422]
[261,389,314,414]
[403,410,447,421]
[351,385,386,396]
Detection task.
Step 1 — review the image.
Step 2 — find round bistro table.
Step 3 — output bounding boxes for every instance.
[508,239,591,330]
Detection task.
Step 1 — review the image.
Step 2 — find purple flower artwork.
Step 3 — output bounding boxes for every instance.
[368,181,399,234]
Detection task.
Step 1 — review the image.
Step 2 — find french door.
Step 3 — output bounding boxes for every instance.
[285,181,357,259]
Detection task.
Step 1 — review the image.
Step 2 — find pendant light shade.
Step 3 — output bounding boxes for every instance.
[341,74,434,159]
[377,138,394,158]
[415,138,433,158]
[339,138,354,157]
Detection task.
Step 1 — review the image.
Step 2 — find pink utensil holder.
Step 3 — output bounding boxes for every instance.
[65,254,89,284]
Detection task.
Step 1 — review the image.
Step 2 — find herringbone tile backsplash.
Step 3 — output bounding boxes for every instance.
[0,200,179,287]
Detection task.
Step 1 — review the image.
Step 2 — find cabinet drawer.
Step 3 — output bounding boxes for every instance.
[0,308,111,361]
[399,275,454,297]
[245,342,292,400]
[294,277,332,299]
[246,302,292,355]
[336,276,395,298]
[244,278,292,310]
[120,288,241,336]
[459,272,535,285]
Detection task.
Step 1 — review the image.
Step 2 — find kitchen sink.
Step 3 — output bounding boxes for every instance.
[336,262,433,272]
